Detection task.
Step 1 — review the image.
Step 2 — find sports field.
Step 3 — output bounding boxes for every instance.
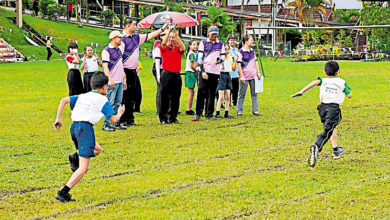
[0,58,389,219]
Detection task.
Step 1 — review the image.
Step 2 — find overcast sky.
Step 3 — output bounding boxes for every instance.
[333,0,362,9]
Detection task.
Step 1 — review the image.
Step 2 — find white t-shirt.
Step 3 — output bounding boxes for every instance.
[185,51,196,73]
[221,55,234,73]
[66,54,79,70]
[82,56,99,73]
[70,91,115,125]
[319,77,351,105]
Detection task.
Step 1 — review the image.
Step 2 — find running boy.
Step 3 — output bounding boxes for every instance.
[185,40,198,115]
[53,71,125,202]
[291,61,352,167]
[215,44,236,119]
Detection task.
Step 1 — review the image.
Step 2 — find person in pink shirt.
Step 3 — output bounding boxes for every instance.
[119,18,168,127]
[101,31,127,131]
[192,26,226,121]
[237,35,262,116]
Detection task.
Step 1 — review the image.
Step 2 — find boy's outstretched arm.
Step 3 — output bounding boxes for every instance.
[347,92,352,98]
[291,79,321,98]
[54,97,70,130]
[109,105,125,124]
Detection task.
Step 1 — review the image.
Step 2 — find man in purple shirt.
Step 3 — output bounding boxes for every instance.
[192,26,226,121]
[101,31,126,132]
[119,18,168,127]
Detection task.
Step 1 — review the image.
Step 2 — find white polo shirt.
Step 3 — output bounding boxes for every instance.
[70,91,115,125]
[319,77,352,105]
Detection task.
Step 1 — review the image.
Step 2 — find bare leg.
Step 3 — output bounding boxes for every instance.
[66,156,90,188]
[94,142,102,156]
[187,88,194,111]
[224,90,231,111]
[216,90,224,111]
[331,127,338,148]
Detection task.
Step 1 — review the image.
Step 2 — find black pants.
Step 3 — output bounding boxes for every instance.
[152,67,162,115]
[46,47,52,60]
[134,74,142,112]
[83,72,94,92]
[67,69,84,96]
[231,77,239,106]
[121,68,138,123]
[159,70,182,122]
[195,73,220,117]
[314,103,342,152]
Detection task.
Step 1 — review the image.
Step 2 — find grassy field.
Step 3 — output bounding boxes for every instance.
[0,57,389,219]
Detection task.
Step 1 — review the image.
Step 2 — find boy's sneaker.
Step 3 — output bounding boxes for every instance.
[68,152,79,172]
[215,115,224,119]
[102,124,115,132]
[237,112,243,116]
[55,191,75,202]
[192,115,201,122]
[252,112,261,116]
[333,147,344,160]
[308,144,319,168]
[224,115,235,119]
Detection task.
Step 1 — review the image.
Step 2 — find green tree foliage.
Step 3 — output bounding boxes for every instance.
[101,9,117,27]
[201,6,236,41]
[334,9,359,24]
[163,0,185,13]
[343,36,353,48]
[360,5,390,51]
[39,0,61,18]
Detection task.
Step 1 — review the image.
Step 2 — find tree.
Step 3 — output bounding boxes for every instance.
[39,0,58,18]
[288,0,332,25]
[201,5,236,41]
[101,9,118,27]
[334,9,359,24]
[360,4,390,50]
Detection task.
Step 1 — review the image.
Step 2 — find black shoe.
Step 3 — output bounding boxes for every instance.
[308,144,319,167]
[252,112,261,116]
[128,121,140,126]
[55,191,75,202]
[113,124,127,130]
[68,152,79,172]
[224,115,235,119]
[206,117,216,120]
[333,147,344,160]
[215,115,224,119]
[102,124,115,132]
[169,119,182,124]
[185,110,195,115]
[160,120,169,125]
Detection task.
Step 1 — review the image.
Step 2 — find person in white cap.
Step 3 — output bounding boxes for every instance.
[192,26,226,121]
[101,31,127,132]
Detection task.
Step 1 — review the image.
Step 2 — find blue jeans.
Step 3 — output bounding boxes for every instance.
[104,83,123,125]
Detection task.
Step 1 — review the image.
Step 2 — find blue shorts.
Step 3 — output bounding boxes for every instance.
[70,122,96,158]
[217,72,233,90]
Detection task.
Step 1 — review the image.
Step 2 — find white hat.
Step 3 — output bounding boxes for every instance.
[109,31,123,40]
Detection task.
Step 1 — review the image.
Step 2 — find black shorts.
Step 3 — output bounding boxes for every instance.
[217,72,232,90]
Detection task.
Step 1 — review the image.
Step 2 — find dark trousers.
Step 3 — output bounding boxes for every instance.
[67,69,84,96]
[121,68,138,123]
[83,72,94,92]
[314,103,342,152]
[231,77,239,106]
[159,70,182,122]
[152,68,162,115]
[46,47,52,60]
[134,74,142,112]
[195,73,220,117]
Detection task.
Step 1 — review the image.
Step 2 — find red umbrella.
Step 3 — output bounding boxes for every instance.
[138,11,198,29]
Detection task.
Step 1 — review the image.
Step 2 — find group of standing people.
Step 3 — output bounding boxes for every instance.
[152,25,263,124]
[65,18,168,131]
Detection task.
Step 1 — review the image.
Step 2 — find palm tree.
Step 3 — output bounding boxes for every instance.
[287,0,332,25]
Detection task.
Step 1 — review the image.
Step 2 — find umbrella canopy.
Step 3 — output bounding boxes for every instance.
[138,11,198,29]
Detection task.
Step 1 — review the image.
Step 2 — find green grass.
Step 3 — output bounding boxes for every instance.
[0,58,389,219]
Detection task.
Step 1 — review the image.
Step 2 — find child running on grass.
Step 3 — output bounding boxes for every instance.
[53,71,125,202]
[185,40,198,115]
[215,44,236,119]
[291,61,352,168]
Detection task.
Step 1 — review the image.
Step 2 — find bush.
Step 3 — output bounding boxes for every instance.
[101,9,118,27]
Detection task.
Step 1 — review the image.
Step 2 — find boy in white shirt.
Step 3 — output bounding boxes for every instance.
[292,61,352,167]
[53,72,125,202]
